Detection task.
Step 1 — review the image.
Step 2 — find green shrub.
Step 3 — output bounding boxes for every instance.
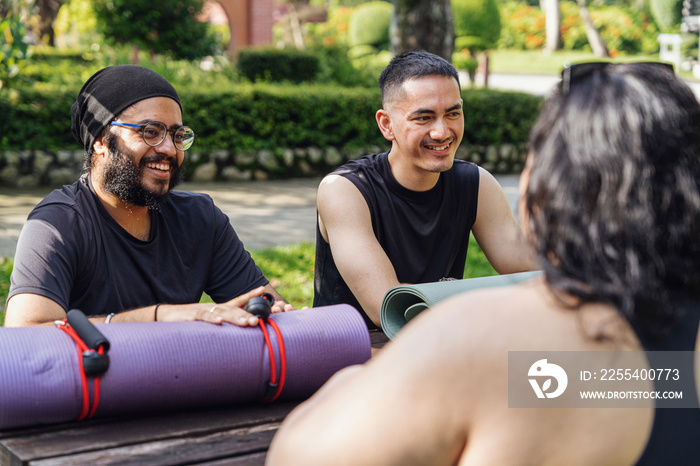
[461,89,542,145]
[350,49,393,79]
[0,88,79,151]
[237,47,319,83]
[452,50,478,72]
[93,0,219,60]
[347,1,394,49]
[650,0,682,32]
[309,43,377,87]
[452,0,502,51]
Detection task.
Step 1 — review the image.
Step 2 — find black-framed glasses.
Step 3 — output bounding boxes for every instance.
[110,121,195,151]
[561,61,675,94]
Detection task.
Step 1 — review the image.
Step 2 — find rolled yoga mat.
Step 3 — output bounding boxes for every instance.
[0,304,370,430]
[380,271,542,339]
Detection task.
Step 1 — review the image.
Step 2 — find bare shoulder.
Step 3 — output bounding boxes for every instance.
[317,174,372,239]
[476,166,505,194]
[317,174,361,208]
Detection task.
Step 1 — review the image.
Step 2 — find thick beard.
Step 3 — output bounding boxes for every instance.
[102,136,183,210]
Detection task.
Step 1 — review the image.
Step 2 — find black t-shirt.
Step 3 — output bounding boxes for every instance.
[314,152,480,328]
[9,174,267,315]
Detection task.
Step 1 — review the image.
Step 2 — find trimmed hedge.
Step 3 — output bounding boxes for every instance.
[236,47,320,83]
[1,84,542,153]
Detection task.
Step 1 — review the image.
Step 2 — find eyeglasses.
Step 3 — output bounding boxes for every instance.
[561,61,675,94]
[109,121,195,151]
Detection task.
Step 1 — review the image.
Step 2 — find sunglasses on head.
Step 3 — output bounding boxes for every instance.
[561,61,675,94]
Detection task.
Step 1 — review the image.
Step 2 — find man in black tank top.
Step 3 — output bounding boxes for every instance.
[313,51,537,329]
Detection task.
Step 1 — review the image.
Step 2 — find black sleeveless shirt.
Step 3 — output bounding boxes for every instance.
[634,302,700,465]
[313,152,480,328]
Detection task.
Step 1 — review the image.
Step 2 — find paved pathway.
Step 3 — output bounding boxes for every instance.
[0,174,521,257]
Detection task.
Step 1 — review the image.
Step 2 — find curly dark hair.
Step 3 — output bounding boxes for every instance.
[525,63,700,342]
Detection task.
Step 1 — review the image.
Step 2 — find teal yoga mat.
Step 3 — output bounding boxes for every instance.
[380,271,542,339]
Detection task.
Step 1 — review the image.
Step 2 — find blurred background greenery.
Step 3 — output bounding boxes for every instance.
[1,0,695,92]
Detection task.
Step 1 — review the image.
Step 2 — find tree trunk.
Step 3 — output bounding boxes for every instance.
[541,0,561,53]
[576,0,609,57]
[288,4,305,50]
[34,0,63,46]
[391,0,454,62]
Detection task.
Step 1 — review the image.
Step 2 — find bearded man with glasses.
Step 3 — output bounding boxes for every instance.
[6,65,294,327]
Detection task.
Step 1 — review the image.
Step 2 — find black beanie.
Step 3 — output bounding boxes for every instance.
[70,65,182,155]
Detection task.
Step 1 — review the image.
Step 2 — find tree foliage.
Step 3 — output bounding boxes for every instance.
[92,0,219,60]
[0,11,30,89]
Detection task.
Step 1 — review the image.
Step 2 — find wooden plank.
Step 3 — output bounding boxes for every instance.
[198,451,267,466]
[30,423,280,466]
[1,402,298,465]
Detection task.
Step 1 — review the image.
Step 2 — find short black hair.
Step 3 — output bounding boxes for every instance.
[525,62,700,342]
[378,50,460,105]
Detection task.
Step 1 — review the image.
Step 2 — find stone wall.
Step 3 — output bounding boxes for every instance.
[0,143,528,188]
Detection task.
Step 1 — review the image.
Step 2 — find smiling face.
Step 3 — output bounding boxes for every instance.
[377,75,464,189]
[93,96,185,207]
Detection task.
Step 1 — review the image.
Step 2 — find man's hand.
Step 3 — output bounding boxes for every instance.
[156,286,295,327]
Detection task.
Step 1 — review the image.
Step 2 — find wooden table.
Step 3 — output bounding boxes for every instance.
[0,331,390,465]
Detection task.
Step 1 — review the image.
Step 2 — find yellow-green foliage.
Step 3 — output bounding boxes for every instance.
[452,0,502,51]
[347,1,394,49]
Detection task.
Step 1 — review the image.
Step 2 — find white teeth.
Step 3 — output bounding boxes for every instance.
[146,163,169,171]
[427,143,450,151]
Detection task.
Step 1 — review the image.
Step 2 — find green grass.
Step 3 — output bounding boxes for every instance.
[250,243,316,309]
[0,237,496,324]
[488,49,696,80]
[465,233,498,279]
[0,258,12,326]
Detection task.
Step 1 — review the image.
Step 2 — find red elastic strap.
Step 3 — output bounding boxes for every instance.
[58,319,102,420]
[260,318,287,403]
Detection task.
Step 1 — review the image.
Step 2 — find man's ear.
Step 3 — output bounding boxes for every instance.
[92,135,108,158]
[376,109,395,141]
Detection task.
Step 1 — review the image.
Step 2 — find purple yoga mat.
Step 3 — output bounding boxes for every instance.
[0,305,370,430]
